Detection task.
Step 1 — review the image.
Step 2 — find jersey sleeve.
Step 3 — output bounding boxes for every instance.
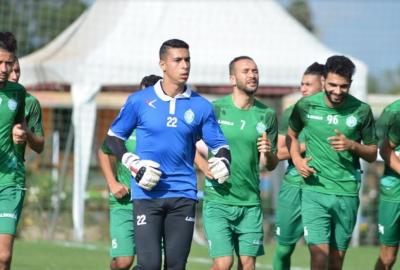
[388,116,400,146]
[15,88,26,124]
[360,106,378,145]
[266,110,278,154]
[201,104,228,152]
[27,97,44,136]
[376,107,394,143]
[288,100,305,133]
[100,139,112,155]
[108,94,139,140]
[278,106,292,135]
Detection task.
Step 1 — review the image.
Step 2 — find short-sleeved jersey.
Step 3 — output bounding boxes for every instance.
[14,93,44,186]
[289,92,377,196]
[109,81,228,200]
[376,100,400,202]
[204,95,277,205]
[0,81,26,187]
[279,105,305,187]
[101,132,136,209]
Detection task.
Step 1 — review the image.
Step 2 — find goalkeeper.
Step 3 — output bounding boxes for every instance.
[105,39,230,270]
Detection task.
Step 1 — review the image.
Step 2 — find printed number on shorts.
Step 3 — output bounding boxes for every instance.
[327,115,339,125]
[137,214,147,225]
[167,116,178,127]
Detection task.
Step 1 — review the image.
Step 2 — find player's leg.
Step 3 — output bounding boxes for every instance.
[375,200,400,270]
[203,201,236,270]
[163,197,196,270]
[235,205,264,270]
[329,195,359,270]
[273,183,303,270]
[133,199,163,270]
[109,208,135,270]
[0,185,24,270]
[302,190,333,270]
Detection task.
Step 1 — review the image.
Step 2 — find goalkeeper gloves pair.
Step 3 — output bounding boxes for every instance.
[122,153,161,191]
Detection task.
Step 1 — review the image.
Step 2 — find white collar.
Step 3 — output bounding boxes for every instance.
[153,80,192,101]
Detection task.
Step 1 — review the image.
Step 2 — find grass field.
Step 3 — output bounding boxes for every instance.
[11,240,394,270]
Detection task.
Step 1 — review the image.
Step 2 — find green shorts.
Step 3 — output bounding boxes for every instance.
[109,208,135,257]
[0,185,25,235]
[275,182,303,245]
[203,201,264,258]
[378,200,400,246]
[301,190,359,251]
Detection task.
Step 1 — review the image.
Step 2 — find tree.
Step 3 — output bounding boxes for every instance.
[286,0,315,33]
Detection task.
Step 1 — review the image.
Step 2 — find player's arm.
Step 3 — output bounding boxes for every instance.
[24,99,44,153]
[277,134,306,161]
[12,90,27,144]
[380,138,400,174]
[258,133,278,171]
[97,147,129,199]
[287,127,315,178]
[194,140,213,179]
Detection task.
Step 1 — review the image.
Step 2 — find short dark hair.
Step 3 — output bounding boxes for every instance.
[140,74,162,88]
[304,62,324,76]
[324,55,355,82]
[229,56,254,75]
[0,32,17,54]
[159,39,189,59]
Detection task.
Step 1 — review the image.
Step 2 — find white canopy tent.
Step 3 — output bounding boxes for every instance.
[19,0,368,241]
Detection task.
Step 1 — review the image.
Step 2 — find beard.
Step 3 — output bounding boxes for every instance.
[325,90,347,105]
[237,80,258,95]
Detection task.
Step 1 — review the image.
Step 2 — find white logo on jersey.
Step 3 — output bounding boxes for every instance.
[307,114,323,120]
[276,226,281,236]
[137,214,147,225]
[346,115,357,128]
[378,224,384,235]
[256,122,266,134]
[0,213,17,219]
[0,97,2,105]
[146,99,157,109]
[184,109,195,124]
[8,99,17,111]
[304,226,308,236]
[218,120,234,126]
[252,240,263,245]
[112,239,118,249]
[185,216,195,222]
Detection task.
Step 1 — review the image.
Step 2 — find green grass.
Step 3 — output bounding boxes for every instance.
[11,240,391,270]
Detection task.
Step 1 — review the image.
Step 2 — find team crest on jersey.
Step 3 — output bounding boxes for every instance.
[8,99,17,111]
[346,115,357,128]
[184,109,195,124]
[256,122,266,134]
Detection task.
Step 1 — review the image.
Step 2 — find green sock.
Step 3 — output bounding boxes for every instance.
[272,243,296,270]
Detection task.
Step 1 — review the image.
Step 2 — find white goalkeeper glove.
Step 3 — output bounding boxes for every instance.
[208,157,230,184]
[122,153,162,191]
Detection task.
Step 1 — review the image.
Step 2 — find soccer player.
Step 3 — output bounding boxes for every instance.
[105,39,231,270]
[286,55,377,270]
[196,56,278,270]
[0,32,26,270]
[273,62,324,270]
[98,74,162,270]
[374,100,400,270]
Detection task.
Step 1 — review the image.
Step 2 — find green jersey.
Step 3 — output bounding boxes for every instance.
[101,132,136,209]
[14,93,44,186]
[0,81,26,187]
[279,105,305,187]
[289,92,377,196]
[204,95,278,205]
[376,100,400,202]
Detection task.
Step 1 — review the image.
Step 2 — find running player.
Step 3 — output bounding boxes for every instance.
[287,55,378,270]
[196,56,278,270]
[0,32,26,270]
[374,100,400,270]
[98,74,161,270]
[105,39,230,270]
[273,62,324,270]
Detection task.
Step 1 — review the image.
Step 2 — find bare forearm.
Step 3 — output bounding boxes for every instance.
[97,149,118,188]
[26,130,44,153]
[350,141,377,162]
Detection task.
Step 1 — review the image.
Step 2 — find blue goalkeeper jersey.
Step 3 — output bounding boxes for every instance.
[109,80,228,200]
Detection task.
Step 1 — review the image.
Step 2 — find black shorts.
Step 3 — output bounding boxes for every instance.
[133,197,196,270]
